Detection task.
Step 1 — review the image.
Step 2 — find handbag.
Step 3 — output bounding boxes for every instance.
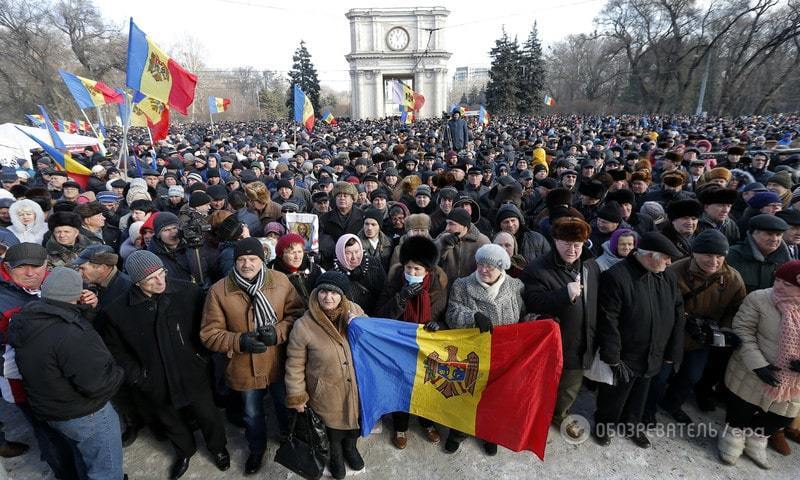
[274,408,330,480]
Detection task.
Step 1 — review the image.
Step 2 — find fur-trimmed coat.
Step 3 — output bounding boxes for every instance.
[445,272,525,329]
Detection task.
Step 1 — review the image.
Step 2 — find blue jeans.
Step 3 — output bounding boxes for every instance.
[242,382,289,455]
[47,402,123,480]
[662,348,710,411]
[19,403,80,480]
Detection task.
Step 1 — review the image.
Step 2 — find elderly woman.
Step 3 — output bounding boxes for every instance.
[8,199,47,244]
[376,236,448,449]
[285,272,366,480]
[493,231,527,277]
[595,228,638,272]
[444,244,526,455]
[269,233,323,304]
[333,234,386,315]
[718,260,800,469]
[45,212,90,268]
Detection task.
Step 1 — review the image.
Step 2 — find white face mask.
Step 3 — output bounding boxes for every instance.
[404,272,425,284]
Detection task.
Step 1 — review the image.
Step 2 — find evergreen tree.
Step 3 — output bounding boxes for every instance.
[519,21,546,114]
[285,40,321,118]
[467,85,480,105]
[485,29,523,115]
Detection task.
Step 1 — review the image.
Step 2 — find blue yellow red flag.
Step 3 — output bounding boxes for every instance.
[26,115,45,128]
[321,109,337,125]
[208,96,231,114]
[478,105,490,126]
[58,70,124,110]
[544,95,555,107]
[293,85,314,133]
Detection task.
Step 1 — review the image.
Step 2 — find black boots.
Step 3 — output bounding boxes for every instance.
[342,436,364,471]
[328,439,346,480]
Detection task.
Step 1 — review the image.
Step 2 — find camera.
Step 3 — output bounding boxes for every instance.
[179,211,211,248]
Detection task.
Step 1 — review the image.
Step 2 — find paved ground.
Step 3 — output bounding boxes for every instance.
[2,387,799,479]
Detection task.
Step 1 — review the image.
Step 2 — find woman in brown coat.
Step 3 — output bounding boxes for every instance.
[285,272,366,480]
[376,236,447,449]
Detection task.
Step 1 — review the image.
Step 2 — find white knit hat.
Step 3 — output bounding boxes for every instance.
[475,244,511,271]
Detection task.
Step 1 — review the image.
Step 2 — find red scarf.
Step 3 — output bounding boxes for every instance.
[403,273,432,324]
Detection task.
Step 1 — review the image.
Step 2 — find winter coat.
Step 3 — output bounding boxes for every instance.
[659,222,693,260]
[268,256,324,306]
[376,263,448,324]
[697,213,740,246]
[0,263,41,404]
[237,207,262,237]
[435,225,491,283]
[669,256,746,351]
[200,269,304,391]
[493,204,551,264]
[285,297,365,430]
[446,118,469,150]
[320,208,365,239]
[95,269,133,314]
[332,256,386,315]
[148,238,209,288]
[726,234,791,293]
[595,240,627,272]
[45,235,91,269]
[8,300,123,421]
[597,257,685,377]
[99,280,211,408]
[724,288,800,418]
[119,237,140,262]
[445,271,525,329]
[358,230,393,273]
[522,251,599,370]
[8,199,47,245]
[255,200,283,229]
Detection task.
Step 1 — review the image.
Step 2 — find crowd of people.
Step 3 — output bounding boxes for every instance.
[0,110,799,479]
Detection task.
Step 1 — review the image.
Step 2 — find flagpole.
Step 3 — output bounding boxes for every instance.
[80,109,100,138]
[146,126,155,149]
[119,92,133,180]
[209,111,215,139]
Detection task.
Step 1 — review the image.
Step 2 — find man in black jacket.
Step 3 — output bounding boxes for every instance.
[9,267,124,479]
[522,217,599,440]
[595,232,685,449]
[100,250,228,479]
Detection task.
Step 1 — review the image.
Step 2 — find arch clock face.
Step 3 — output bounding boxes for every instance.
[386,27,410,51]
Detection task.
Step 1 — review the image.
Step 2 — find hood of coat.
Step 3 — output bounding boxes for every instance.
[8,199,47,234]
[8,300,89,348]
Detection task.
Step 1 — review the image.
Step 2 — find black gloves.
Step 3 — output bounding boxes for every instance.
[474,312,493,334]
[399,283,424,303]
[610,362,634,384]
[686,321,713,345]
[240,332,267,353]
[257,325,278,346]
[442,233,461,247]
[790,359,800,373]
[423,321,441,332]
[753,365,781,387]
[720,331,742,349]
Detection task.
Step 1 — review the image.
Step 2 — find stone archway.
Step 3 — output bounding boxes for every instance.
[345,7,451,120]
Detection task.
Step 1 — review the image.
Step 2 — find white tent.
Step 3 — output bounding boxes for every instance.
[0,123,100,168]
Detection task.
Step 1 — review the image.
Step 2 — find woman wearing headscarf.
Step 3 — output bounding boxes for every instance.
[492,231,527,278]
[595,228,639,272]
[8,199,47,245]
[332,234,386,315]
[285,272,366,480]
[718,261,800,468]
[269,233,323,305]
[376,236,448,449]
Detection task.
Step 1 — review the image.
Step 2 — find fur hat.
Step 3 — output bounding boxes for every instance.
[661,170,687,187]
[545,188,574,210]
[706,167,732,182]
[495,183,523,206]
[399,236,438,271]
[405,213,431,231]
[578,180,606,200]
[74,201,103,219]
[667,199,704,221]
[664,151,682,163]
[630,170,651,184]
[698,186,738,206]
[332,181,358,200]
[551,217,591,243]
[607,169,629,182]
[606,189,635,206]
[47,211,82,232]
[597,201,622,224]
[244,181,270,204]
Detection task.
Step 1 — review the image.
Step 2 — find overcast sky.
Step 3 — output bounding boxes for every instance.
[94,0,606,90]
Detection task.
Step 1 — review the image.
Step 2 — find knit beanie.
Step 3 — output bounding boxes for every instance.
[447,208,471,228]
[597,201,622,224]
[276,233,307,258]
[125,250,165,284]
[335,234,362,268]
[776,260,800,287]
[474,244,511,271]
[363,208,383,225]
[264,222,286,237]
[216,214,243,242]
[153,212,179,237]
[315,271,350,297]
[234,237,265,262]
[415,185,432,198]
[747,191,781,209]
[767,170,793,190]
[189,191,212,207]
[41,267,83,303]
[692,229,729,256]
[168,185,185,198]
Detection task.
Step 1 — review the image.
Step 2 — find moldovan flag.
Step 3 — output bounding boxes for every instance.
[544,95,555,107]
[293,85,314,133]
[321,109,337,125]
[26,114,45,128]
[208,96,231,114]
[348,318,563,459]
[58,70,124,109]
[132,92,170,142]
[478,105,490,126]
[391,80,416,110]
[126,18,197,115]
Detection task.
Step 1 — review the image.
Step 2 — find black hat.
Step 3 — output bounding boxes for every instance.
[578,180,606,199]
[206,184,228,200]
[277,179,293,190]
[748,214,789,232]
[692,230,729,256]
[496,204,522,224]
[4,242,47,268]
[667,199,704,221]
[62,181,81,191]
[597,201,622,224]
[47,211,81,232]
[75,201,103,219]
[312,191,329,203]
[438,187,458,202]
[363,208,383,224]
[605,189,635,206]
[189,191,212,207]
[447,208,472,228]
[369,189,389,201]
[234,237,265,262]
[399,236,439,271]
[776,209,800,226]
[206,168,221,179]
[537,177,558,190]
[698,187,738,206]
[638,232,684,258]
[216,214,244,242]
[110,179,127,189]
[315,271,351,298]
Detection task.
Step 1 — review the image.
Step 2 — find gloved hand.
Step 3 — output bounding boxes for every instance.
[474,312,493,334]
[686,320,713,345]
[423,321,441,332]
[790,359,800,373]
[399,283,424,303]
[610,361,634,384]
[442,233,461,247]
[753,365,781,387]
[240,332,268,353]
[721,331,742,349]
[257,325,278,346]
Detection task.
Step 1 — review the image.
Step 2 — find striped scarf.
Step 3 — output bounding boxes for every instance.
[232,265,278,329]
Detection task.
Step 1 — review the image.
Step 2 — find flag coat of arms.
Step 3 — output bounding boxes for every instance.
[208,96,231,114]
[59,70,124,109]
[126,18,197,115]
[348,318,563,459]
